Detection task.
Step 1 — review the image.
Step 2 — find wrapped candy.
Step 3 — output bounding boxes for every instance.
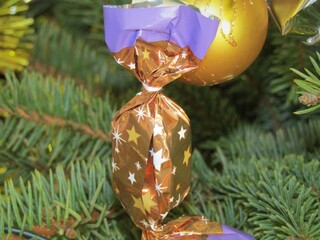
[268,0,320,45]
[104,1,255,239]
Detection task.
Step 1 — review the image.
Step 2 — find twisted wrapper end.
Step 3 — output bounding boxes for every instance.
[142,216,255,240]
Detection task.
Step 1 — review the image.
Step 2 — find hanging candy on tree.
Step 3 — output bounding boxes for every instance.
[104,0,255,239]
[268,0,320,45]
[0,0,34,73]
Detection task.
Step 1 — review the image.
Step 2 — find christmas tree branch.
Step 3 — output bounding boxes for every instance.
[0,159,136,240]
[293,52,320,114]
[0,106,110,142]
[0,71,114,171]
[0,71,113,140]
[31,19,134,94]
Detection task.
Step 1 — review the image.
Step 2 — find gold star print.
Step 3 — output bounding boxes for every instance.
[127,126,141,145]
[176,184,180,190]
[132,195,146,215]
[141,49,150,59]
[183,146,191,165]
[142,191,157,213]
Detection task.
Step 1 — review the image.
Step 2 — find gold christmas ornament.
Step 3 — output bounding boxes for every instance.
[181,0,268,86]
[268,0,320,45]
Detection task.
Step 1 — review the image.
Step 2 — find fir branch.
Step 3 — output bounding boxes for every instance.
[0,71,114,172]
[31,19,134,94]
[206,120,320,163]
[0,71,114,140]
[0,159,135,240]
[0,116,112,182]
[207,154,320,239]
[0,106,110,142]
[245,26,320,128]
[293,52,320,114]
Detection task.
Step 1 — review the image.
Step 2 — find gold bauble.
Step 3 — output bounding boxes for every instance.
[181,0,268,86]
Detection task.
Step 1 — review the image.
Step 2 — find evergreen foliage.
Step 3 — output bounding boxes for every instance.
[0,0,320,239]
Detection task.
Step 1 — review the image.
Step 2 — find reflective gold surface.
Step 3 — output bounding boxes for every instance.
[142,216,223,240]
[269,0,311,34]
[181,0,268,86]
[111,36,243,240]
[111,40,196,229]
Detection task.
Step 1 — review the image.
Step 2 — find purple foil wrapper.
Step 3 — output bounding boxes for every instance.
[103,5,220,59]
[207,225,255,240]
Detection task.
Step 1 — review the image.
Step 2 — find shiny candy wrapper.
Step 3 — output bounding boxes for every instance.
[104,2,254,239]
[268,0,320,45]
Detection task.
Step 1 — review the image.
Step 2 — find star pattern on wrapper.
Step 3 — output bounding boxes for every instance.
[142,48,150,59]
[112,158,119,173]
[116,58,124,64]
[174,194,181,208]
[126,126,141,145]
[155,179,167,196]
[149,148,155,156]
[110,40,198,231]
[153,149,169,171]
[178,126,187,140]
[132,195,146,215]
[148,219,156,230]
[160,212,168,220]
[183,146,191,166]
[142,191,157,213]
[128,172,136,185]
[153,124,163,136]
[140,219,149,228]
[112,125,126,153]
[202,216,209,224]
[172,166,177,175]
[128,62,136,70]
[135,161,142,171]
[135,106,148,122]
[181,50,188,59]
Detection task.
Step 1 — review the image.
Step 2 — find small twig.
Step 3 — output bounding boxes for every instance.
[0,107,111,142]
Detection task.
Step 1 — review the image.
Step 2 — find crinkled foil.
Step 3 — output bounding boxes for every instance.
[142,216,223,240]
[104,4,254,240]
[111,40,196,229]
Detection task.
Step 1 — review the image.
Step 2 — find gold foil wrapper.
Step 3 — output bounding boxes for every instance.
[113,40,200,88]
[112,90,192,229]
[111,40,199,229]
[142,216,223,240]
[107,6,254,240]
